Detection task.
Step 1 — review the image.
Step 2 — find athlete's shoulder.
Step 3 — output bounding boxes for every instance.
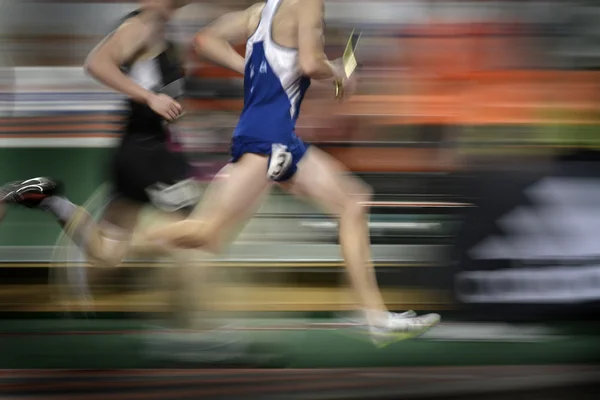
[112,10,157,43]
[245,1,267,21]
[281,0,305,8]
[248,2,266,13]
[300,0,325,12]
[115,9,158,38]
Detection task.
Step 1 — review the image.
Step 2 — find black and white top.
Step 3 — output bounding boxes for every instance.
[115,10,186,140]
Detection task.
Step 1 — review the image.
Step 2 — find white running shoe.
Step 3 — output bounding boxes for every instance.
[389,310,418,320]
[369,312,441,347]
[344,309,417,326]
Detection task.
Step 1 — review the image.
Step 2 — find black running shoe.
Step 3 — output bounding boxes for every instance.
[0,177,63,208]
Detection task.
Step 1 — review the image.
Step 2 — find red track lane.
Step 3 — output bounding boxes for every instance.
[0,366,597,400]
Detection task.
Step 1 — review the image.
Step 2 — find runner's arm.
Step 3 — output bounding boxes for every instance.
[194,3,264,76]
[84,16,155,104]
[298,0,341,80]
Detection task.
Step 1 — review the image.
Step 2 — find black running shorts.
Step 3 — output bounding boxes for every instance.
[110,133,191,204]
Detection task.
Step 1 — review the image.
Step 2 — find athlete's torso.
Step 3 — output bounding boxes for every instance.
[234,0,311,145]
[116,10,186,140]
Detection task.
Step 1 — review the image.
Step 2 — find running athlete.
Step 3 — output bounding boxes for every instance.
[0,0,196,270]
[149,0,440,337]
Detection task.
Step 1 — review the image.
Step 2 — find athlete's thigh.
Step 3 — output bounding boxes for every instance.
[282,147,370,216]
[189,164,232,220]
[191,153,272,229]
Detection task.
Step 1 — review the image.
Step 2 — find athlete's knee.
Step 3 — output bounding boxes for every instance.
[160,218,226,254]
[342,181,373,217]
[196,219,230,255]
[192,227,226,255]
[85,224,130,268]
[87,252,122,269]
[354,181,373,205]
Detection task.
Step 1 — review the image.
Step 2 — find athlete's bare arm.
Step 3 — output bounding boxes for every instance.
[194,3,264,75]
[84,16,154,103]
[298,0,341,80]
[84,12,182,121]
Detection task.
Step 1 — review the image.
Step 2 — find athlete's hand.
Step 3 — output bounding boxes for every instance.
[330,58,357,100]
[330,58,346,79]
[147,93,183,122]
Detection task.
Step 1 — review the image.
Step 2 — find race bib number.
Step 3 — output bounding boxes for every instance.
[267,144,292,180]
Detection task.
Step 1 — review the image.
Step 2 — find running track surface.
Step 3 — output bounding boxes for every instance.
[0,366,598,400]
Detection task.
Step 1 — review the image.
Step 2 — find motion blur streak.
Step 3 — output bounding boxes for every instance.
[0,1,598,400]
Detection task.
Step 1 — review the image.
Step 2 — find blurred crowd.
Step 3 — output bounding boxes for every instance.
[1,1,598,166]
